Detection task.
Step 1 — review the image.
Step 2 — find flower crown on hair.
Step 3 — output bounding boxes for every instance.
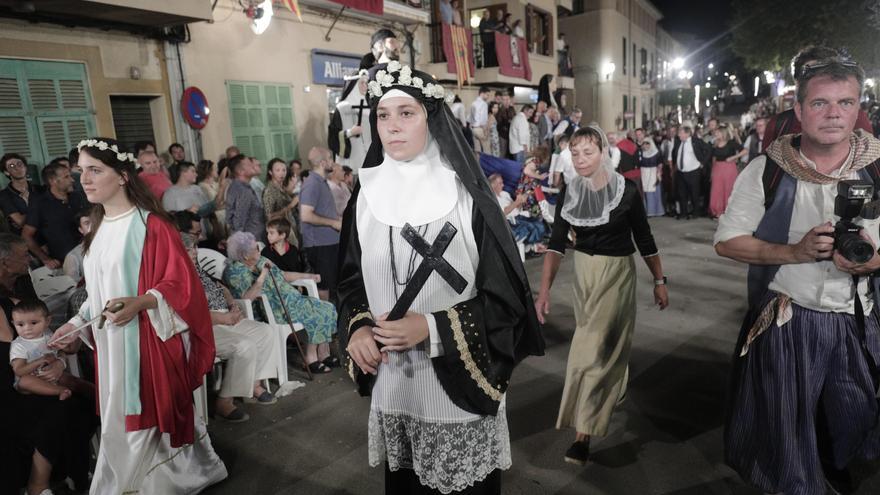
[77,139,140,168]
[368,61,454,103]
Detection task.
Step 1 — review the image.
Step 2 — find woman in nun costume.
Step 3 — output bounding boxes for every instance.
[534,126,669,466]
[338,61,544,495]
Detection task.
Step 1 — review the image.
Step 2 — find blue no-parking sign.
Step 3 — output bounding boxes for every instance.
[181,87,210,129]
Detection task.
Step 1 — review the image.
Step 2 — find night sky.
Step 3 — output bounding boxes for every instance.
[651,0,733,39]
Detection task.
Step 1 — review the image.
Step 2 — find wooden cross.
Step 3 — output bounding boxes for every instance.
[387,222,468,320]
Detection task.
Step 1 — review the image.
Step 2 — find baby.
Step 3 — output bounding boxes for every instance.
[9,299,74,400]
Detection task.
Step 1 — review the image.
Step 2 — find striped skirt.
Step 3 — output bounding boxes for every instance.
[725,295,880,495]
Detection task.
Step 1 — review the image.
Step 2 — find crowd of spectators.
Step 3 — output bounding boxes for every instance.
[0,134,355,493]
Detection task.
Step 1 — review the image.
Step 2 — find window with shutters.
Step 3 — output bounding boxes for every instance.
[0,59,96,181]
[226,81,298,175]
[110,96,156,151]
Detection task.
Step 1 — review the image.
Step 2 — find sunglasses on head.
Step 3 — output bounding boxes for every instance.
[800,56,859,78]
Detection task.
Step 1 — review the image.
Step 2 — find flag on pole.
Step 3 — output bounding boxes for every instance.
[282,0,303,22]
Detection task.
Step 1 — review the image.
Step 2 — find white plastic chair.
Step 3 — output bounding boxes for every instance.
[197,248,227,279]
[255,294,304,386]
[291,278,319,299]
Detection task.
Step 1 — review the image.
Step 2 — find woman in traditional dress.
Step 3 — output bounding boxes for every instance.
[708,125,742,218]
[339,61,544,494]
[639,139,665,217]
[534,126,669,465]
[50,138,227,494]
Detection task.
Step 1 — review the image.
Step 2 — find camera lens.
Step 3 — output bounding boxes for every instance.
[837,233,875,264]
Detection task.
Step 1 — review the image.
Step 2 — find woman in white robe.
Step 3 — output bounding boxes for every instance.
[51,138,227,494]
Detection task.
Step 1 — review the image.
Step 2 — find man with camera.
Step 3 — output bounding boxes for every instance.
[715,53,880,495]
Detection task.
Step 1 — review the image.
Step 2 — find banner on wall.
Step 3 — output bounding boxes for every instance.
[495,32,532,82]
[442,23,475,87]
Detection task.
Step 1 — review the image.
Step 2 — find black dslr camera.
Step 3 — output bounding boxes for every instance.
[831,180,880,264]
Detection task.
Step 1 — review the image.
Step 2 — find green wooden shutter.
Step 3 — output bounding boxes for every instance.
[0,58,96,186]
[227,81,298,176]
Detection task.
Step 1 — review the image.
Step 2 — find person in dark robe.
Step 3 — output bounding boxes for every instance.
[338,61,544,495]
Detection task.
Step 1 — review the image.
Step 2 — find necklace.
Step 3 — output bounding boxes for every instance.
[389,224,428,300]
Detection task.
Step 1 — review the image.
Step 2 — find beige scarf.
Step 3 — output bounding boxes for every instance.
[765,129,880,184]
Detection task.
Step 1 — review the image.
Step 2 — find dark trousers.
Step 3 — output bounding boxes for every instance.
[304,243,339,298]
[384,464,501,495]
[676,169,701,216]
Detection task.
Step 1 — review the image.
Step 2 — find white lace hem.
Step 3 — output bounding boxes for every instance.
[367,410,512,494]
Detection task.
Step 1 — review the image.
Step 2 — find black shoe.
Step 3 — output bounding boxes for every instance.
[322,355,341,368]
[686,214,693,220]
[675,214,682,220]
[307,361,332,374]
[564,440,590,466]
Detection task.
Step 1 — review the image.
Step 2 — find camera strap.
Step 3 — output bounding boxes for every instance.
[851,274,880,396]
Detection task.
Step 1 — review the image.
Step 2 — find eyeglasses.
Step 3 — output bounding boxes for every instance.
[5,160,25,169]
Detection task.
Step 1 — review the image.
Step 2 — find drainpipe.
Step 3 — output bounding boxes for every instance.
[164,40,202,161]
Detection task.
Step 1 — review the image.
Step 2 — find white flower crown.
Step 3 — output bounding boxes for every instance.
[77,139,140,168]
[367,61,454,103]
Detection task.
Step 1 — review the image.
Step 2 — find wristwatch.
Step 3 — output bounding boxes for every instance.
[654,276,668,286]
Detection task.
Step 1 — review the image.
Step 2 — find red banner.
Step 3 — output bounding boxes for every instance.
[494,32,531,82]
[442,23,475,87]
[328,0,383,15]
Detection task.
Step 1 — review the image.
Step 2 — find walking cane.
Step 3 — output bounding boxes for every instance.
[266,269,314,381]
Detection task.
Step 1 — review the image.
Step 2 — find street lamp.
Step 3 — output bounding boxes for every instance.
[672,57,685,69]
[687,71,694,79]
[678,70,688,80]
[601,61,616,80]
[708,63,714,69]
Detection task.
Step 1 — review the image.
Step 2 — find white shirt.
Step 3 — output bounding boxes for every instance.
[552,120,570,137]
[469,97,488,128]
[714,155,880,314]
[551,148,575,183]
[609,146,621,170]
[496,190,519,222]
[509,112,531,154]
[450,102,467,127]
[676,138,701,173]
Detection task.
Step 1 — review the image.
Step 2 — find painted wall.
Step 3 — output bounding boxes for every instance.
[0,17,175,145]
[182,5,379,163]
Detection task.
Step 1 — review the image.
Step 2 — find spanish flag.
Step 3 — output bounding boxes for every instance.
[282,0,303,22]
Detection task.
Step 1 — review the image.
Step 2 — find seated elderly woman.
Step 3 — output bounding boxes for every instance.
[181,233,281,422]
[223,231,338,374]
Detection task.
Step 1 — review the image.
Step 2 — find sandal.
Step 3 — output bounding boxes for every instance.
[307,361,332,374]
[322,356,341,368]
[245,390,277,405]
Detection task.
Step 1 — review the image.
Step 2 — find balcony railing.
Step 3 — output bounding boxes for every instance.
[430,23,574,78]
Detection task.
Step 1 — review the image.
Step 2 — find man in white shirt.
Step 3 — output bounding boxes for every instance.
[509,104,534,164]
[673,126,706,219]
[605,132,622,170]
[715,57,880,495]
[469,86,492,153]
